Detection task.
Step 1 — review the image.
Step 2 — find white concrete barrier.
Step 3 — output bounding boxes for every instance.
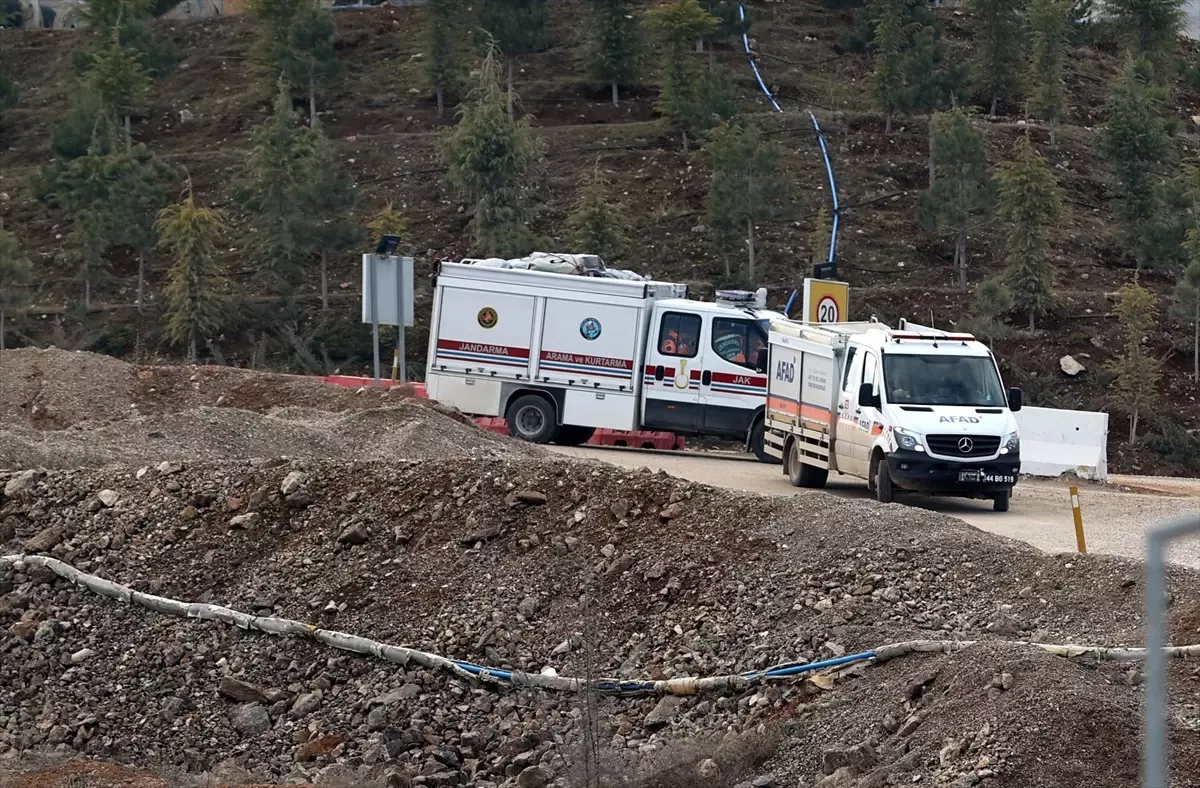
[1015,406,1109,481]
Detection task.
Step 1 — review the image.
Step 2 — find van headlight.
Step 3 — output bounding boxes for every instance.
[1002,432,1020,454]
[894,428,923,452]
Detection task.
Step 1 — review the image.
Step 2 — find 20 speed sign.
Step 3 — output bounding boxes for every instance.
[816,295,840,323]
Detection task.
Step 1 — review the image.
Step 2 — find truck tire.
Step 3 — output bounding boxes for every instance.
[506,395,559,444]
[788,442,829,488]
[751,421,781,465]
[555,425,596,446]
[874,459,894,504]
[993,490,1011,512]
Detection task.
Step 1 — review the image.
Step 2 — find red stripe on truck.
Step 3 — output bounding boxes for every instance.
[436,339,531,358]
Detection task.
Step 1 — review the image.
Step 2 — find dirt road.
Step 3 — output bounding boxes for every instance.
[553,446,1200,567]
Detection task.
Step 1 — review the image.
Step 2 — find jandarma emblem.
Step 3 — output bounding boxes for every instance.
[477,307,498,329]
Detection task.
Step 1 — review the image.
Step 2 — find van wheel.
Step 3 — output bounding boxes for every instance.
[751,421,781,465]
[874,460,894,504]
[993,490,1011,512]
[506,395,559,444]
[555,425,596,446]
[788,442,829,488]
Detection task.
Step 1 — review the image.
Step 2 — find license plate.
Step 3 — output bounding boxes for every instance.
[958,470,980,483]
[959,471,1015,484]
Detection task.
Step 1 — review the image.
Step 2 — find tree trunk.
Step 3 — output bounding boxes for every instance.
[85,278,91,311]
[188,331,197,364]
[320,248,329,311]
[1129,411,1138,444]
[681,128,689,154]
[309,76,317,127]
[956,229,967,290]
[696,36,704,54]
[1049,119,1057,148]
[885,112,892,135]
[506,60,515,122]
[1,309,5,352]
[928,117,936,186]
[136,247,145,314]
[611,81,619,108]
[990,95,998,118]
[124,114,132,150]
[746,217,756,284]
[1028,309,1035,331]
[436,83,445,118]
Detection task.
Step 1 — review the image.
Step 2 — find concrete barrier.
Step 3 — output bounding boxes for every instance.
[1015,406,1109,481]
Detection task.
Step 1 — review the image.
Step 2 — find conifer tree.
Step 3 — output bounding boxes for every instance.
[1173,242,1200,382]
[231,80,317,295]
[1109,278,1161,442]
[477,0,547,121]
[156,180,227,363]
[1027,0,1069,145]
[958,278,1014,348]
[283,0,341,127]
[870,0,906,134]
[567,165,628,261]
[108,143,175,312]
[366,202,408,242]
[706,120,785,284]
[76,0,177,78]
[0,221,31,352]
[86,26,151,144]
[1099,58,1171,270]
[298,128,363,310]
[919,109,995,290]
[970,0,1024,116]
[426,0,468,117]
[995,135,1062,329]
[1108,0,1183,60]
[583,0,641,107]
[645,0,719,150]
[445,45,543,257]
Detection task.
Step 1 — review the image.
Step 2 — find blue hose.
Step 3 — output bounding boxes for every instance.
[737,3,842,317]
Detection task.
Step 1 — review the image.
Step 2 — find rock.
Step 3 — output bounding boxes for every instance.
[24,526,65,553]
[1000,672,1014,691]
[229,513,261,530]
[296,733,346,762]
[821,742,878,775]
[97,489,120,508]
[367,706,389,731]
[659,502,685,521]
[280,471,307,495]
[644,562,667,580]
[644,696,683,728]
[291,691,322,717]
[337,523,370,545]
[517,596,540,617]
[1060,355,1085,376]
[697,759,719,779]
[180,505,200,521]
[4,469,40,498]
[229,703,271,736]
[70,648,95,664]
[218,676,269,704]
[898,713,924,737]
[515,489,547,505]
[516,766,551,788]
[0,516,16,544]
[610,499,630,519]
[815,767,859,788]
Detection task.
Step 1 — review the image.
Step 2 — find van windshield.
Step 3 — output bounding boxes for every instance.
[882,354,1007,407]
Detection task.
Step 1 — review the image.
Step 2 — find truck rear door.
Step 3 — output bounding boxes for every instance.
[431,286,534,376]
[641,307,704,433]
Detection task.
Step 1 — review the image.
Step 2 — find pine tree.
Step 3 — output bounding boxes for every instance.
[869,0,964,133]
[900,20,967,115]
[698,1,745,64]
[705,120,785,284]
[108,143,175,313]
[969,0,1024,116]
[366,202,408,242]
[282,0,342,127]
[86,26,151,144]
[1109,278,1161,442]
[645,0,718,150]
[231,79,317,295]
[248,0,304,87]
[1108,0,1183,60]
[297,128,363,310]
[919,109,995,290]
[1027,0,1069,145]
[995,135,1063,329]
[477,0,547,121]
[445,45,543,258]
[426,0,468,117]
[0,221,31,352]
[958,278,1014,348]
[1099,58,1171,270]
[1173,241,1200,382]
[156,180,227,363]
[567,165,628,261]
[870,0,906,134]
[583,0,641,107]
[75,0,177,78]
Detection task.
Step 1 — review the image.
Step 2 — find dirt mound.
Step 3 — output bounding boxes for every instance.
[3,457,1199,784]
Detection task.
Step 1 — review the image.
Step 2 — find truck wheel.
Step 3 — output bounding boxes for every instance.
[751,421,781,465]
[788,442,829,488]
[555,425,596,446]
[874,460,894,504]
[506,395,559,444]
[993,490,1011,512]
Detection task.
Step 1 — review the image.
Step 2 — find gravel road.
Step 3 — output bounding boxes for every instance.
[553,446,1200,568]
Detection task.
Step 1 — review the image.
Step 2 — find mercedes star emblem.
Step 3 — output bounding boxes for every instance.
[958,437,974,454]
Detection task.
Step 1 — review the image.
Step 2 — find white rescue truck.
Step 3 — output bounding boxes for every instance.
[763,319,1024,510]
[425,260,785,458]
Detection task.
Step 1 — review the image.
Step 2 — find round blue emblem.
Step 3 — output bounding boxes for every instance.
[580,317,602,341]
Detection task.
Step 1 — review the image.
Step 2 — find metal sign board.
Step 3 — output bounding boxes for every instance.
[801,278,849,324]
[361,254,415,327]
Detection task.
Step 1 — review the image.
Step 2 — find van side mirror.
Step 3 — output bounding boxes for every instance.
[1008,387,1023,413]
[754,355,768,374]
[858,382,881,409]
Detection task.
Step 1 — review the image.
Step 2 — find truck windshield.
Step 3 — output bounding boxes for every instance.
[882,354,1007,407]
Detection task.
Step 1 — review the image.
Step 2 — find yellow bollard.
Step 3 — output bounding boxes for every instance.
[1069,486,1087,553]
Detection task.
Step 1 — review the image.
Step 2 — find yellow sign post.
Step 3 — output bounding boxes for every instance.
[802,278,849,324]
[1069,486,1087,553]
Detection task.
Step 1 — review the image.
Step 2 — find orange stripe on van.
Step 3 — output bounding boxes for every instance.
[767,395,832,425]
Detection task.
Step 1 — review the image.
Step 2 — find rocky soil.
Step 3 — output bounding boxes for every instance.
[2,351,1200,787]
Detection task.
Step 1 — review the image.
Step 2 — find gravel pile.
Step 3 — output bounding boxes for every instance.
[3,457,1200,787]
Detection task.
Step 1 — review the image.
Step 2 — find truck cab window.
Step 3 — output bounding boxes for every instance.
[861,352,878,391]
[841,347,858,391]
[659,312,701,357]
[712,318,766,370]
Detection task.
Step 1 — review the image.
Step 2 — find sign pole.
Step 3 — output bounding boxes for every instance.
[396,256,406,384]
[369,254,381,387]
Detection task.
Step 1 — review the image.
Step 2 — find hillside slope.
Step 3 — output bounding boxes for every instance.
[1,1,1199,472]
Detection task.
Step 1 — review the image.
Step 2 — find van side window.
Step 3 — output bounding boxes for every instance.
[841,347,858,391]
[861,351,877,389]
[712,318,765,369]
[659,312,701,358]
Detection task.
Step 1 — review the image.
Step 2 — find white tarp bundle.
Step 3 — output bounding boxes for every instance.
[467,252,645,281]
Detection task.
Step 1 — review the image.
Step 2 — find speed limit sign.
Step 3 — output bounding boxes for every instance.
[802,278,849,325]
